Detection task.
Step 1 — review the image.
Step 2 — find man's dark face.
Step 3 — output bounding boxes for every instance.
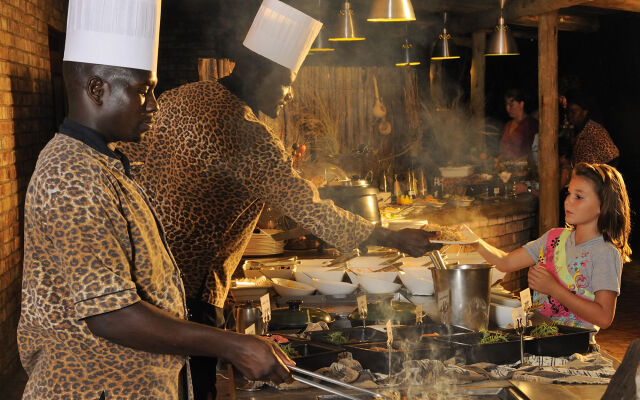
[255,67,295,118]
[99,69,158,143]
[567,103,588,127]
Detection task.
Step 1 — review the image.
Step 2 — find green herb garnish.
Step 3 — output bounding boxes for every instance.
[479,329,509,344]
[326,331,349,345]
[279,343,300,358]
[530,322,559,338]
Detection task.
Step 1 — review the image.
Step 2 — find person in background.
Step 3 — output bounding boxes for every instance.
[118,1,440,398]
[463,163,630,331]
[566,91,620,168]
[18,2,292,399]
[499,88,539,161]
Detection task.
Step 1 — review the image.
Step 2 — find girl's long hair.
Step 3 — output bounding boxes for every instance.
[573,163,631,262]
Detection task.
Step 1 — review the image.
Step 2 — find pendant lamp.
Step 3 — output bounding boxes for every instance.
[310,27,335,52]
[431,12,460,60]
[329,1,365,41]
[367,0,416,22]
[485,0,519,56]
[396,38,420,66]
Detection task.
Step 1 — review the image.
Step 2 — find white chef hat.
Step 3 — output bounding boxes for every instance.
[243,0,322,73]
[63,0,162,73]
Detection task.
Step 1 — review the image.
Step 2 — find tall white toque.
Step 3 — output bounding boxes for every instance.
[243,0,322,74]
[63,0,162,72]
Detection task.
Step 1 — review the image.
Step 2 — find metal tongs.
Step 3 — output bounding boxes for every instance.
[326,249,361,270]
[428,250,448,270]
[290,365,388,400]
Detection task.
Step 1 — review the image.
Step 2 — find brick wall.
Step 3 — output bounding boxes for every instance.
[0,0,68,383]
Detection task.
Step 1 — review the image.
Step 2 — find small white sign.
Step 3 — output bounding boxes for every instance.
[512,307,526,329]
[357,295,368,319]
[244,323,256,335]
[520,288,532,311]
[386,319,393,347]
[260,293,271,323]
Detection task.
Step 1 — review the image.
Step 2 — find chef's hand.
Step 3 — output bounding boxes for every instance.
[226,333,294,383]
[528,266,561,297]
[363,226,442,257]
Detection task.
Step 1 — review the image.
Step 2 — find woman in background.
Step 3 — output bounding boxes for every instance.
[499,88,539,160]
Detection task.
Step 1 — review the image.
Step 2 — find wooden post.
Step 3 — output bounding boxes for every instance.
[470,30,486,151]
[538,11,559,233]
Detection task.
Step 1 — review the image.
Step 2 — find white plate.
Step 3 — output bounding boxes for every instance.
[431,239,479,245]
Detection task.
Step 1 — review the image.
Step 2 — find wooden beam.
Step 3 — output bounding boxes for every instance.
[513,14,600,32]
[451,0,595,34]
[538,11,560,234]
[470,31,486,151]
[587,0,640,12]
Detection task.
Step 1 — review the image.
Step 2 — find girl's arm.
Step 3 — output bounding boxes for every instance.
[528,267,617,328]
[461,225,536,272]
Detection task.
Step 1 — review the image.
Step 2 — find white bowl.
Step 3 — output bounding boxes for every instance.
[294,270,314,286]
[399,265,431,280]
[490,303,517,328]
[271,278,315,297]
[303,268,345,282]
[296,259,333,269]
[259,266,294,280]
[357,274,401,294]
[353,270,397,282]
[346,270,359,284]
[399,271,434,296]
[312,278,358,296]
[400,256,430,267]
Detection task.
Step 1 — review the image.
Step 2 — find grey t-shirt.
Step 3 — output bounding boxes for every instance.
[523,229,622,295]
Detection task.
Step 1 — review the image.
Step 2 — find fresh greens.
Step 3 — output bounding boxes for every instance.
[479,329,509,344]
[326,331,349,345]
[279,343,300,358]
[530,322,560,338]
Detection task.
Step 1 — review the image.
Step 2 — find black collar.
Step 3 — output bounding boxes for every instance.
[58,119,131,177]
[219,75,260,117]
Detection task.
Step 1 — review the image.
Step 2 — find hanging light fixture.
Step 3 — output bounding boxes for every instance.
[310,27,335,52]
[431,12,460,60]
[485,0,519,56]
[329,1,365,41]
[396,38,420,66]
[367,0,416,22]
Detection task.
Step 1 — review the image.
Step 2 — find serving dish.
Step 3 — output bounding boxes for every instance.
[271,278,315,297]
[312,278,358,296]
[308,327,387,346]
[439,165,474,178]
[434,331,525,365]
[345,340,452,373]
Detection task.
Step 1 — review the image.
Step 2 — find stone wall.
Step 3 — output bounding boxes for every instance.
[0,0,68,383]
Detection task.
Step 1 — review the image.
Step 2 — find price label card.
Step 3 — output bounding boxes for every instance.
[437,289,450,313]
[520,288,532,311]
[386,320,393,347]
[415,304,423,323]
[244,323,256,335]
[511,307,526,329]
[260,293,271,323]
[357,295,368,318]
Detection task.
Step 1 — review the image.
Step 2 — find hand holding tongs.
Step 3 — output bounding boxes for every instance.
[289,365,388,400]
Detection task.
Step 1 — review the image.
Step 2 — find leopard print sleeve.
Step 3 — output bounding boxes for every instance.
[229,109,375,253]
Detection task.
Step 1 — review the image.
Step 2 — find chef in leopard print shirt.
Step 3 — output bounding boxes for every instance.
[18,2,293,399]
[118,2,441,398]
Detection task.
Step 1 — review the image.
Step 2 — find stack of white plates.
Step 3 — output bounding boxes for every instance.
[243,229,285,256]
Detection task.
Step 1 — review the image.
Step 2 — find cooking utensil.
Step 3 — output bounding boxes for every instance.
[324,250,361,269]
[290,365,387,399]
[234,302,264,334]
[431,263,492,331]
[371,75,387,119]
[428,250,447,270]
[318,184,381,225]
[270,300,334,330]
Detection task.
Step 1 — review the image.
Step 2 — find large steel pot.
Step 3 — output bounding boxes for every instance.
[431,264,492,331]
[318,181,380,225]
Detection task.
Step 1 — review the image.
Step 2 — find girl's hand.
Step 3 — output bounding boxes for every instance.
[527,267,561,297]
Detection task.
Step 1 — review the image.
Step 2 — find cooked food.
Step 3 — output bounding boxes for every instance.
[325,331,349,345]
[530,322,560,337]
[279,343,300,358]
[479,329,509,344]
[423,224,465,242]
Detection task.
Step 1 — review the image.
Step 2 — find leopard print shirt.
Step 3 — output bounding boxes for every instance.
[119,80,374,307]
[573,119,620,165]
[19,133,191,400]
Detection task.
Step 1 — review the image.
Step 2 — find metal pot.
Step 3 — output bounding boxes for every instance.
[234,302,265,334]
[318,181,380,225]
[431,264,492,331]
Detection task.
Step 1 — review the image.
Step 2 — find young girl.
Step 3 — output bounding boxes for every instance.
[464,162,631,330]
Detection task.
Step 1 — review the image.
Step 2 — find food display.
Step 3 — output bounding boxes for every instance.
[479,329,509,344]
[422,224,465,242]
[529,322,560,337]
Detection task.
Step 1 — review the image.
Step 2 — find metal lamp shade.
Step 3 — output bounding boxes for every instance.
[310,27,335,52]
[486,17,519,56]
[431,29,460,60]
[396,39,420,66]
[329,1,365,41]
[367,0,416,22]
